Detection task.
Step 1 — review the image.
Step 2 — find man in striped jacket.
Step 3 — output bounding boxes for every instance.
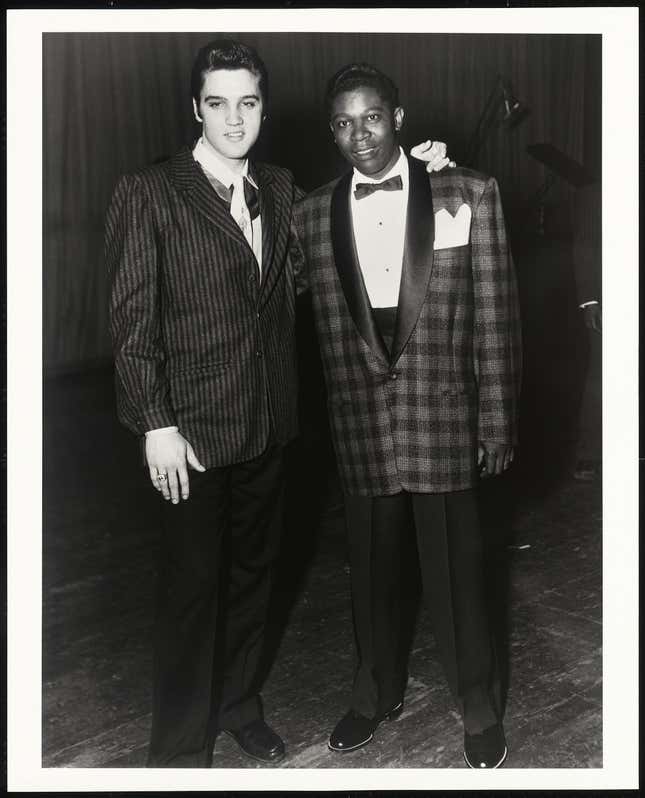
[106,39,450,768]
[105,39,300,769]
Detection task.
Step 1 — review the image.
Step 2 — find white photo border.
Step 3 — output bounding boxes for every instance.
[6,5,639,791]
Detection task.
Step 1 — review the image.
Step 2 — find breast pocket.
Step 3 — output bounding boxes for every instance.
[433,204,472,250]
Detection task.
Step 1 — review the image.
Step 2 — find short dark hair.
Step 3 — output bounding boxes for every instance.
[325,63,399,116]
[191,39,269,107]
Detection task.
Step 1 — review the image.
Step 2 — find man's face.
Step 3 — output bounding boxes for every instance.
[193,68,264,166]
[329,86,404,179]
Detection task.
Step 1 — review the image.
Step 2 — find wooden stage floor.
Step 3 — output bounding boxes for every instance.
[42,369,602,770]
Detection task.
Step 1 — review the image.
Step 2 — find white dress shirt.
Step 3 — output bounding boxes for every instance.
[350,147,409,309]
[147,140,263,440]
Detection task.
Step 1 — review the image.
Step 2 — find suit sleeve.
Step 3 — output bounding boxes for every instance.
[471,176,522,445]
[105,174,177,435]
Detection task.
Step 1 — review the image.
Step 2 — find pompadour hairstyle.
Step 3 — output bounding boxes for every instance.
[325,62,399,116]
[191,39,269,107]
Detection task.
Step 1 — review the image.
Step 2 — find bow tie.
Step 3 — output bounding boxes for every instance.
[354,174,403,200]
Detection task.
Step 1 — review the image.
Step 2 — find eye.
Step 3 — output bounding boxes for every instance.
[208,101,223,109]
[243,100,258,109]
[367,113,381,122]
[336,119,350,129]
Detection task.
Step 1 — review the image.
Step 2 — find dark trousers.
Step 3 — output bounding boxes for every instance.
[147,444,285,767]
[344,489,499,734]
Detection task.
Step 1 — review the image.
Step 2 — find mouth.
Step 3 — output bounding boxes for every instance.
[225,131,245,141]
[352,146,378,158]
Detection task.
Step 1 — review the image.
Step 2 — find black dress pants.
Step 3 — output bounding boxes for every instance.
[344,489,500,734]
[147,444,285,767]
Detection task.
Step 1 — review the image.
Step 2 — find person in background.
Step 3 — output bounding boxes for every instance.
[293,62,521,768]
[572,180,601,479]
[105,39,452,767]
[573,181,601,333]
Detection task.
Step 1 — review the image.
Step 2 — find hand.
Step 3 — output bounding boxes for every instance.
[583,304,602,333]
[146,431,206,503]
[478,442,514,478]
[410,139,456,172]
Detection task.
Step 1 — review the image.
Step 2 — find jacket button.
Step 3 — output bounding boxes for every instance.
[256,350,263,358]
[389,372,398,380]
[248,272,256,282]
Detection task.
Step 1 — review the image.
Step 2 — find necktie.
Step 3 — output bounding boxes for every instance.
[203,173,260,221]
[230,176,252,246]
[243,179,260,221]
[354,174,403,200]
[199,165,261,256]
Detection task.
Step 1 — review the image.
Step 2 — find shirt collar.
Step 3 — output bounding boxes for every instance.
[193,137,259,190]
[351,146,407,188]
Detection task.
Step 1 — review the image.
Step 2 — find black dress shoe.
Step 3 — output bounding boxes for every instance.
[222,719,286,764]
[328,702,404,752]
[463,722,507,768]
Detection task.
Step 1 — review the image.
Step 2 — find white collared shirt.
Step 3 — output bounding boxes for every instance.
[350,147,409,309]
[193,137,263,272]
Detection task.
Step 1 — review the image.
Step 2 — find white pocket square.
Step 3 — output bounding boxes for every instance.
[433,204,471,250]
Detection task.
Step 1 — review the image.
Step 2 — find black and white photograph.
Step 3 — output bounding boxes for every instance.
[6,6,638,792]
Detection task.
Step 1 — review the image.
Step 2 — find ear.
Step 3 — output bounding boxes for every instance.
[393,106,405,132]
[192,98,203,124]
[329,121,336,139]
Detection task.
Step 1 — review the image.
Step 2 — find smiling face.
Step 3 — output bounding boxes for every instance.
[329,86,404,179]
[193,68,264,169]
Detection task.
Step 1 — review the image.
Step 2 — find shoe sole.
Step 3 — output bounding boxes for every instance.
[463,744,508,769]
[327,703,404,754]
[221,730,286,765]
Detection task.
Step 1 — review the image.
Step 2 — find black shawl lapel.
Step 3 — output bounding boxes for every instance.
[169,147,251,249]
[390,155,435,365]
[330,173,389,365]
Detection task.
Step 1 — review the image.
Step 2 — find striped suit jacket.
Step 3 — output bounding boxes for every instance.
[105,146,300,469]
[293,155,522,497]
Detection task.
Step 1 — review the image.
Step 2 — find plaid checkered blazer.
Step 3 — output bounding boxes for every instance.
[293,155,522,497]
[105,147,300,469]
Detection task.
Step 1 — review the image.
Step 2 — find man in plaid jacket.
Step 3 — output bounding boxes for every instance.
[293,63,521,768]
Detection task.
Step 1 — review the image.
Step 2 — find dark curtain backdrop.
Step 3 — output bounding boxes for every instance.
[43,32,600,372]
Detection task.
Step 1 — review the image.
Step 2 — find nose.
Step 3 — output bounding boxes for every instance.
[351,121,369,142]
[226,108,243,126]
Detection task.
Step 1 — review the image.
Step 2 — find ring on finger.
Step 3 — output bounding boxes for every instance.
[157,473,168,482]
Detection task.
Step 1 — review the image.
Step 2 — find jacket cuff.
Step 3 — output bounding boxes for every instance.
[139,407,178,434]
[145,425,179,437]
